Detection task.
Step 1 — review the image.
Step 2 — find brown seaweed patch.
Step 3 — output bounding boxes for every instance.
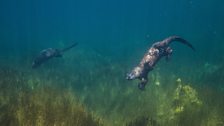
[0,67,102,126]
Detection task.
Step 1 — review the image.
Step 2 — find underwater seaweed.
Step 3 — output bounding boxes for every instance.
[126,116,157,126]
[172,78,202,114]
[0,66,102,126]
[1,49,224,126]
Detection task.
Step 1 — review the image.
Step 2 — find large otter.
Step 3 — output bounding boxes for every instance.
[32,43,78,68]
[126,36,195,90]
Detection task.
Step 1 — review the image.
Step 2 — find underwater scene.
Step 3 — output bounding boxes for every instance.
[0,0,224,126]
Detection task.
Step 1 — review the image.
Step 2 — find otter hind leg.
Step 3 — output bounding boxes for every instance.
[165,47,173,61]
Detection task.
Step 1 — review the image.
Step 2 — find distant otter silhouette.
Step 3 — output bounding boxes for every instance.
[32,43,78,68]
[126,36,195,90]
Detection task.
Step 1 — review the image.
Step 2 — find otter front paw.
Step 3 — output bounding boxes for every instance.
[138,83,146,90]
[126,73,136,80]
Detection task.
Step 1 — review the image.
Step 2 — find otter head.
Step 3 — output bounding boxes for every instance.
[126,66,142,80]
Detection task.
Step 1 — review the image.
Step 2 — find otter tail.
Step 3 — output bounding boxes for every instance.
[165,36,195,51]
[60,42,78,53]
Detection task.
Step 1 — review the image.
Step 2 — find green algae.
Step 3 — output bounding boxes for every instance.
[0,50,224,126]
[0,67,102,126]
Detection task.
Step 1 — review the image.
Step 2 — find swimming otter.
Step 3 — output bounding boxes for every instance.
[32,43,78,68]
[126,36,195,90]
